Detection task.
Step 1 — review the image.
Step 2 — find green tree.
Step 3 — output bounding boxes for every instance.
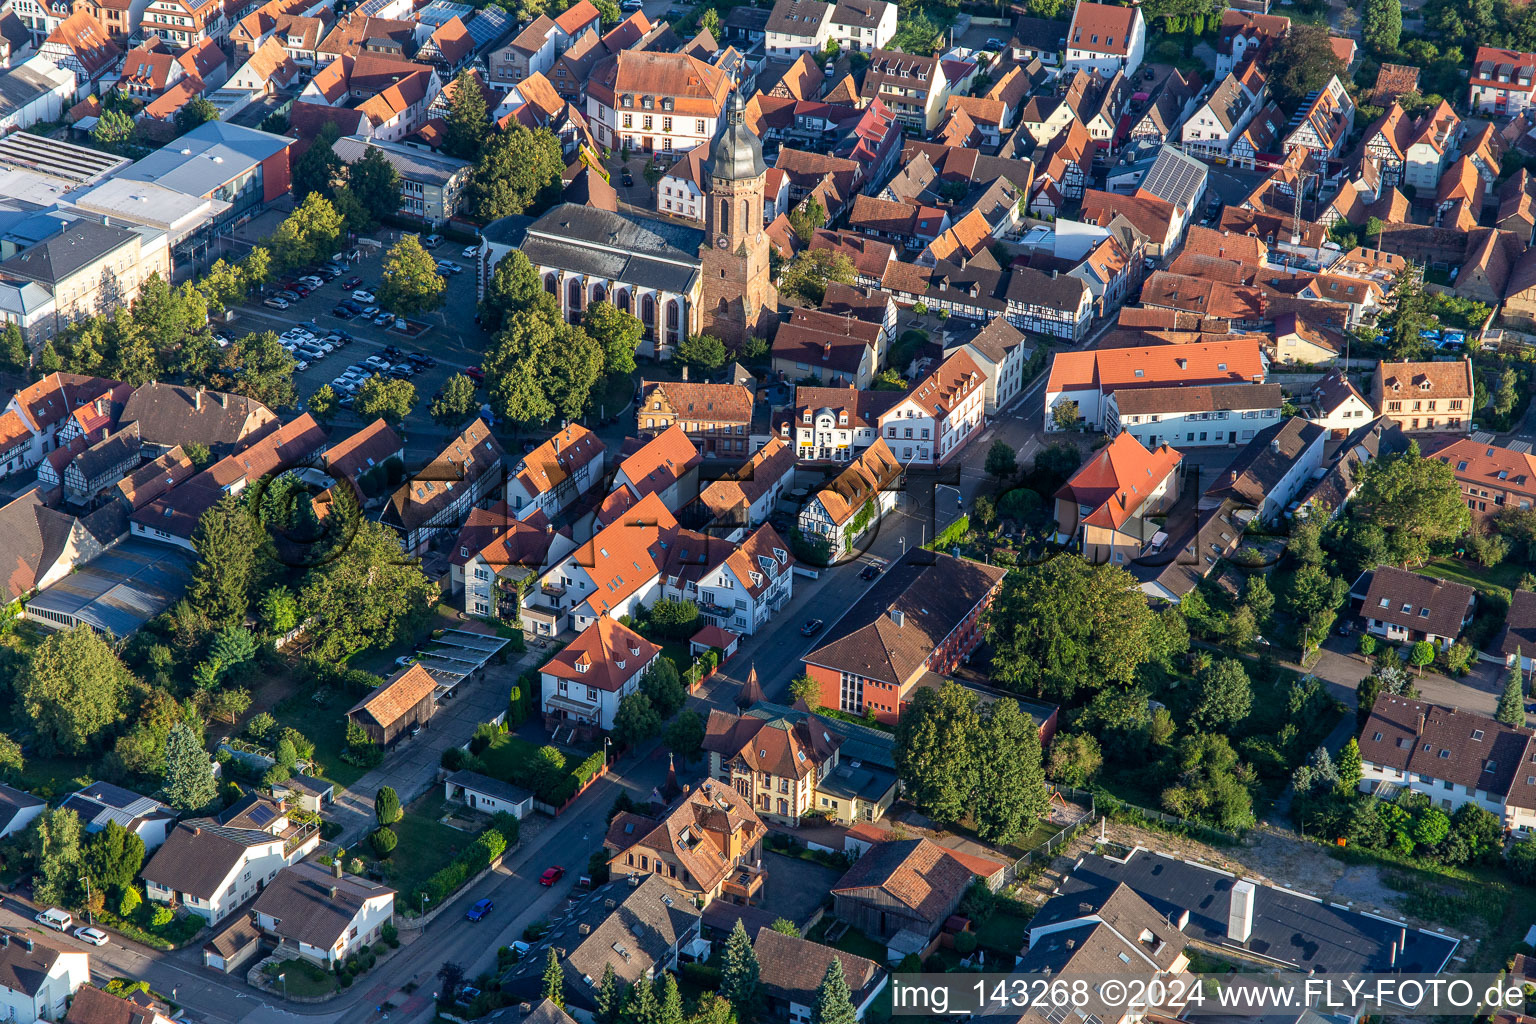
[1362,0,1401,55]
[640,658,687,717]
[1046,732,1103,786]
[479,249,557,331]
[1158,733,1256,831]
[31,807,84,909]
[291,123,342,202]
[189,492,257,632]
[468,123,565,220]
[1409,640,1436,675]
[1351,442,1469,565]
[770,918,798,936]
[778,248,855,307]
[584,300,644,377]
[788,196,827,243]
[16,626,133,755]
[656,974,684,1024]
[484,310,603,427]
[1496,661,1526,726]
[198,258,248,313]
[985,440,1016,486]
[0,734,22,780]
[810,957,858,1024]
[1336,737,1363,792]
[1193,658,1253,730]
[174,95,220,136]
[162,723,217,810]
[349,147,402,226]
[1261,23,1347,107]
[1051,399,1079,430]
[541,947,565,1008]
[788,673,820,711]
[432,373,478,423]
[594,964,623,1024]
[678,333,727,370]
[309,383,339,424]
[208,625,256,679]
[354,376,417,426]
[378,235,446,316]
[217,329,298,408]
[241,247,272,294]
[720,919,761,1020]
[613,692,662,747]
[444,69,490,160]
[972,698,1048,844]
[987,555,1156,701]
[699,6,721,36]
[371,826,398,857]
[894,682,981,825]
[664,709,705,759]
[686,995,736,1024]
[375,786,402,825]
[83,820,145,896]
[37,339,62,375]
[1412,806,1450,849]
[623,977,659,1024]
[1439,802,1503,865]
[0,322,27,375]
[298,517,439,660]
[92,108,135,149]
[269,191,344,270]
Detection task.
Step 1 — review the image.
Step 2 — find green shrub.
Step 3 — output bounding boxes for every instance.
[370,827,398,857]
[955,931,978,955]
[441,746,467,770]
[681,962,722,989]
[339,974,354,988]
[118,887,142,917]
[150,906,173,928]
[382,923,399,948]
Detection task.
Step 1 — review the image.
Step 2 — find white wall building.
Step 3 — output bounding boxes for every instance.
[1063,1,1145,77]
[0,934,89,1024]
[876,350,987,468]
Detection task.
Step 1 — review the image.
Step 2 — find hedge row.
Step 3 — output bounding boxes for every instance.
[407,827,508,911]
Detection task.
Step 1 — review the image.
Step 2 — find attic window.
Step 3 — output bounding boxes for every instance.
[1457,461,1468,471]
[1438,749,1450,758]
[1372,732,1383,742]
[1472,730,1485,741]
[1419,608,1430,618]
[797,750,806,761]
[1134,369,1144,377]
[1378,598,1390,608]
[1486,760,1498,772]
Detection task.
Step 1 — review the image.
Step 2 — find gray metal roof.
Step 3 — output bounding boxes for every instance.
[705,89,766,182]
[0,60,70,121]
[118,121,294,199]
[523,203,703,294]
[742,700,895,769]
[0,130,126,184]
[0,217,140,286]
[332,134,470,187]
[25,536,196,639]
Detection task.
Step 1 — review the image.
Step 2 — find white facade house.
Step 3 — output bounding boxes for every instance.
[539,617,661,733]
[829,0,896,52]
[0,57,77,133]
[444,770,535,818]
[0,934,89,1024]
[60,781,175,851]
[1303,371,1375,435]
[1105,384,1284,449]
[0,784,45,841]
[1063,2,1145,77]
[876,351,987,468]
[504,422,606,521]
[661,523,793,636]
[765,0,833,57]
[943,316,1033,416]
[1180,67,1265,158]
[252,863,396,968]
[798,437,902,553]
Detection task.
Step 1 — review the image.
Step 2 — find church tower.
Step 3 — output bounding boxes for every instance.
[699,89,778,347]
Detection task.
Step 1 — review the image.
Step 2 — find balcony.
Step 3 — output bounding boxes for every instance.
[721,863,765,905]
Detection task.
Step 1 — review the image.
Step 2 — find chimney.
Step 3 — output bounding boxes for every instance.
[1270,436,1280,453]
[1229,470,1237,483]
[21,938,32,952]
[333,853,345,879]
[330,885,338,901]
[1416,710,1426,735]
[219,393,228,408]
[194,389,202,410]
[890,608,904,627]
[1228,879,1256,943]
[682,365,690,381]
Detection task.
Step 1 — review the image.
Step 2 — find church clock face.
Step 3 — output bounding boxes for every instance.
[717,235,729,249]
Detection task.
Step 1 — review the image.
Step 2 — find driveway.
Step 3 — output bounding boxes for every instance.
[758,852,842,926]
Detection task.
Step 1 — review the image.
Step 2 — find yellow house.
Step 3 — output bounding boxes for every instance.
[0,218,170,338]
[1053,433,1183,565]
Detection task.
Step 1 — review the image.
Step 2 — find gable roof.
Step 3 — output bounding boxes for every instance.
[563,490,679,618]
[347,663,436,730]
[1358,565,1476,638]
[1376,359,1474,401]
[323,418,402,482]
[383,419,505,532]
[1056,432,1184,531]
[542,617,660,693]
[1067,1,1136,56]
[754,927,882,1006]
[604,779,767,895]
[697,435,795,520]
[1046,337,1266,396]
[1358,693,1529,806]
[642,380,753,424]
[141,821,278,900]
[514,421,605,500]
[251,862,395,949]
[831,838,974,923]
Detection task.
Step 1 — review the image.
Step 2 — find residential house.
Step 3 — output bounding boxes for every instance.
[141,796,318,925]
[1357,694,1535,834]
[1106,382,1283,449]
[660,522,794,636]
[331,135,469,225]
[754,929,887,1022]
[1497,589,1536,671]
[60,781,174,850]
[1214,9,1288,77]
[1470,46,1536,116]
[0,932,89,1024]
[57,424,141,504]
[504,422,605,522]
[703,708,875,826]
[1126,68,1198,148]
[1044,337,1268,432]
[1351,565,1476,649]
[380,418,505,553]
[770,307,881,388]
[801,548,1006,723]
[1008,14,1065,66]
[860,49,946,132]
[797,436,901,554]
[39,10,119,90]
[0,489,121,606]
[252,862,395,967]
[0,784,44,840]
[602,423,701,521]
[1429,437,1536,518]
[345,663,437,746]
[1181,63,1266,159]
[503,876,707,1016]
[764,0,832,57]
[451,504,561,620]
[696,435,795,530]
[829,0,895,52]
[1282,74,1354,157]
[1052,433,1183,564]
[321,418,402,492]
[584,49,731,155]
[783,386,900,463]
[942,317,1032,415]
[523,491,677,635]
[1063,1,1144,76]
[638,381,754,458]
[1203,416,1327,524]
[64,986,176,1024]
[1370,359,1474,434]
[876,350,986,468]
[604,779,767,905]
[1303,369,1374,435]
[831,838,975,952]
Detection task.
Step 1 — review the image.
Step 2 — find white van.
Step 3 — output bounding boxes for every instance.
[36,908,72,932]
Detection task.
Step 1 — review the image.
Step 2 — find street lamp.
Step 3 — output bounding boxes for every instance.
[603,737,611,764]
[420,893,429,917]
[279,973,287,1000]
[81,874,93,926]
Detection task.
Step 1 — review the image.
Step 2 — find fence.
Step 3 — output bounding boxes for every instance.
[999,786,1097,884]
[1090,788,1245,847]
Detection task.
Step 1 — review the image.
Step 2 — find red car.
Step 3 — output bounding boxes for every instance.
[465,365,485,384]
[539,866,564,886]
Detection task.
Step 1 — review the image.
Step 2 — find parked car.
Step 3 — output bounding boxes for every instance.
[264,297,290,309]
[422,234,442,248]
[343,275,363,290]
[373,311,394,326]
[74,927,108,946]
[382,345,402,357]
[299,275,324,288]
[36,908,71,932]
[388,365,413,379]
[859,562,881,580]
[465,365,485,384]
[365,355,390,370]
[294,358,309,371]
[986,36,1005,48]
[539,866,564,886]
[408,352,436,368]
[621,171,634,187]
[332,305,355,319]
[351,290,375,303]
[461,245,480,259]
[466,898,493,921]
[800,619,824,636]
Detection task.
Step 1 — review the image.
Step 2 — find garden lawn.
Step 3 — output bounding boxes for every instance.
[480,733,544,781]
[367,794,468,899]
[271,692,366,790]
[274,958,336,997]
[14,756,95,801]
[808,919,886,962]
[1421,556,1527,600]
[974,910,1031,956]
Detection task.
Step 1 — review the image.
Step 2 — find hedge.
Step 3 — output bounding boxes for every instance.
[408,826,509,910]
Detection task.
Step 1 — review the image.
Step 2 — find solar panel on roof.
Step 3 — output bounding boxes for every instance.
[247,804,276,826]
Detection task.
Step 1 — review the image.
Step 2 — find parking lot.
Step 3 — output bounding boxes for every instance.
[227,237,494,447]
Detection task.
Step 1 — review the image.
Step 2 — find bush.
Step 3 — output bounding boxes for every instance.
[118,887,141,917]
[382,923,399,948]
[150,906,174,928]
[468,722,499,755]
[370,827,398,857]
[441,746,468,770]
[954,931,978,955]
[490,811,520,847]
[680,962,722,989]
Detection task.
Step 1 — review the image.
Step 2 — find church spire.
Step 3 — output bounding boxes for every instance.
[736,665,765,709]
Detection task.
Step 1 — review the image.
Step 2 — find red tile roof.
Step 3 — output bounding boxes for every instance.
[542,616,660,693]
[1056,432,1183,530]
